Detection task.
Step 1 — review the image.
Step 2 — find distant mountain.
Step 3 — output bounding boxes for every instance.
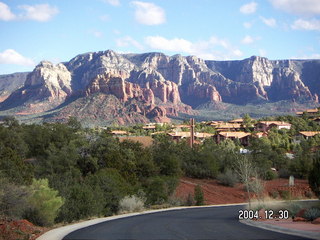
[0,72,28,102]
[0,50,319,124]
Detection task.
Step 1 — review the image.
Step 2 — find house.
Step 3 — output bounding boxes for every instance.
[174,124,191,129]
[296,108,319,117]
[253,132,268,138]
[306,108,319,115]
[299,131,320,139]
[167,131,191,142]
[215,123,242,132]
[142,125,156,131]
[228,118,244,124]
[111,130,128,135]
[254,121,291,132]
[313,117,320,125]
[167,131,213,143]
[214,131,251,146]
[194,132,214,141]
[206,121,224,126]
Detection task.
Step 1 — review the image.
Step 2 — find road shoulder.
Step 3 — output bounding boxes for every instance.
[240,219,320,240]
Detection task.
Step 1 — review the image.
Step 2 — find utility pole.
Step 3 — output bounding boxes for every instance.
[190,118,195,148]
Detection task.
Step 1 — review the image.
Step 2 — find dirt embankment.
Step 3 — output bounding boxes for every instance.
[0,219,47,240]
[175,177,313,205]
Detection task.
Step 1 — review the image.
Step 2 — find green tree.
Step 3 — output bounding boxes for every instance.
[194,185,204,206]
[0,147,33,185]
[0,176,30,218]
[152,135,181,177]
[56,183,104,223]
[145,176,168,205]
[67,116,82,132]
[309,155,320,198]
[35,143,79,177]
[242,114,254,132]
[26,178,64,226]
[86,168,131,215]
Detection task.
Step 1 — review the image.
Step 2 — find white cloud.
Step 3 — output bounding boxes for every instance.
[92,30,103,38]
[0,2,58,22]
[145,36,193,52]
[145,35,243,60]
[291,18,320,31]
[291,53,320,59]
[0,49,35,66]
[18,4,59,22]
[103,0,120,6]
[260,16,277,27]
[243,21,253,29]
[0,2,16,21]
[240,2,257,14]
[259,49,267,57]
[269,0,320,16]
[241,35,254,44]
[113,29,121,35]
[116,36,144,50]
[131,1,166,25]
[99,15,110,22]
[232,49,244,57]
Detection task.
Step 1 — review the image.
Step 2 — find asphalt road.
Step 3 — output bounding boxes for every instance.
[63,205,312,240]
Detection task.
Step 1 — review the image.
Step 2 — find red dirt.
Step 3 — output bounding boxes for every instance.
[175,177,314,205]
[0,218,47,240]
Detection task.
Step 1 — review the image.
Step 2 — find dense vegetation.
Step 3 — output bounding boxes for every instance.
[0,114,319,226]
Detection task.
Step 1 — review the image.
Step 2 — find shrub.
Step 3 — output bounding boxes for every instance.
[279,190,290,200]
[0,177,30,219]
[244,179,264,194]
[56,183,104,223]
[118,195,145,214]
[194,185,204,206]
[270,191,279,199]
[309,157,320,198]
[217,169,238,187]
[27,179,64,226]
[168,196,183,207]
[288,202,303,217]
[145,176,178,205]
[278,168,290,178]
[305,190,313,198]
[23,207,49,227]
[186,193,194,206]
[265,170,278,180]
[304,208,320,221]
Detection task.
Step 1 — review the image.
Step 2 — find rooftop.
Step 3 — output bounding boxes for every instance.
[257,121,291,126]
[299,131,320,137]
[218,131,251,138]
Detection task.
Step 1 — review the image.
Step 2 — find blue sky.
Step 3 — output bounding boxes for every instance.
[0,0,320,74]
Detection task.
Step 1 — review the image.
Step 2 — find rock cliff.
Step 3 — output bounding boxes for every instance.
[0,50,319,123]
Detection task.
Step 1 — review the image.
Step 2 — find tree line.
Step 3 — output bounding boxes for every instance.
[0,115,319,226]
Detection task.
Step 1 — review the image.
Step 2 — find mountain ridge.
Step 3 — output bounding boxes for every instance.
[0,50,319,124]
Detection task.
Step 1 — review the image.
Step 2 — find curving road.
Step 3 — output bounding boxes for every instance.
[63,205,312,240]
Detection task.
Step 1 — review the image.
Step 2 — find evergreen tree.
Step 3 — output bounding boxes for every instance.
[309,155,320,198]
[194,185,204,206]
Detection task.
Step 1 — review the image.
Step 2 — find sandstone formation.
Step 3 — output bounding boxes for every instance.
[0,50,319,123]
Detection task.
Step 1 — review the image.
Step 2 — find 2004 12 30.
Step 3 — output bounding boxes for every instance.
[238,209,289,220]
